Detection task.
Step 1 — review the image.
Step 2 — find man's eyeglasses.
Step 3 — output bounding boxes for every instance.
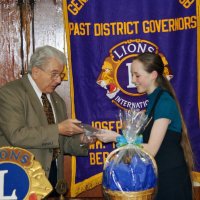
[50,72,65,80]
[40,68,65,80]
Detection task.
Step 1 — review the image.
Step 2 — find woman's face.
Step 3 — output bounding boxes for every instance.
[131,59,156,94]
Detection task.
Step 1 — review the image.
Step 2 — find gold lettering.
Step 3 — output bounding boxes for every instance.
[68,4,78,15]
[103,152,109,163]
[168,19,175,31]
[179,0,195,9]
[93,21,139,36]
[92,121,101,129]
[108,121,115,130]
[116,22,123,35]
[67,0,88,16]
[142,20,149,33]
[71,0,83,11]
[89,152,109,165]
[190,16,197,28]
[101,121,108,129]
[103,23,110,36]
[112,142,116,149]
[79,0,88,3]
[89,152,96,165]
[69,22,91,36]
[110,22,116,35]
[184,16,191,29]
[96,152,102,164]
[96,141,103,149]
[92,120,122,133]
[89,140,103,150]
[142,16,196,33]
[94,23,101,36]
[116,121,122,133]
[161,19,168,32]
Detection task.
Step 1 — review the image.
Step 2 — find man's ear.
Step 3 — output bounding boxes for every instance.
[31,67,39,79]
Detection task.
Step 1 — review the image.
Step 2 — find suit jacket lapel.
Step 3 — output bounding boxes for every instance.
[51,93,62,123]
[21,75,48,125]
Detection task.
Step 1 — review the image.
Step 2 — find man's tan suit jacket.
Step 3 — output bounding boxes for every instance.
[0,75,87,179]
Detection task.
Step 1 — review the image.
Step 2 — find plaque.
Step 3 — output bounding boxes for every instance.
[0,146,52,200]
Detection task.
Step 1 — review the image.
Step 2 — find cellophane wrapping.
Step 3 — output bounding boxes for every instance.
[103,109,157,194]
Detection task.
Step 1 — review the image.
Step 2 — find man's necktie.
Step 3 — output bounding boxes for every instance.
[41,93,55,124]
[41,93,60,159]
[41,93,59,195]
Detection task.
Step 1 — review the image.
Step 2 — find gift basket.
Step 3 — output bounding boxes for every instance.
[102,109,158,200]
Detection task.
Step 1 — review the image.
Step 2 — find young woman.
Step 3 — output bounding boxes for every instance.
[96,52,194,200]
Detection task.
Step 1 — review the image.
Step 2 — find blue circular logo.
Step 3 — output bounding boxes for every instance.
[0,163,29,199]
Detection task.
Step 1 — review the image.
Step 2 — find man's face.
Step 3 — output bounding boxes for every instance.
[32,58,64,93]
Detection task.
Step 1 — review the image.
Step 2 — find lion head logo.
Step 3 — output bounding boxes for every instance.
[97,56,120,99]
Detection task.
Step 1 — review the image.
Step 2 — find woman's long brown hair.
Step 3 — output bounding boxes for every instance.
[134,52,194,173]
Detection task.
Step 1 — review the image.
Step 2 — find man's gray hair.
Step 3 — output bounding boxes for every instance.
[28,45,67,73]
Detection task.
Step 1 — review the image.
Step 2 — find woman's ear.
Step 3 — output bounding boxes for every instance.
[151,70,158,80]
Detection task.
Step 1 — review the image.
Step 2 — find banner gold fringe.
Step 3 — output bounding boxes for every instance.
[197,0,200,122]
[70,156,103,197]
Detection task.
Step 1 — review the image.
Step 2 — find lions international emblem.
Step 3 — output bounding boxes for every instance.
[97,39,173,110]
[0,147,52,200]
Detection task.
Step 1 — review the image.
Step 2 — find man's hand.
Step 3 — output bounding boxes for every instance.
[80,134,97,146]
[58,119,84,136]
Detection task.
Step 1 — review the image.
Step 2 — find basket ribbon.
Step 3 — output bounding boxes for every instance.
[116,135,143,148]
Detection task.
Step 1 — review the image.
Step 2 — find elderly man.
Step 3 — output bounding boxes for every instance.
[0,45,92,196]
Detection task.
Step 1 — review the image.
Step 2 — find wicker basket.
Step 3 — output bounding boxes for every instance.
[103,146,157,200]
[104,188,155,200]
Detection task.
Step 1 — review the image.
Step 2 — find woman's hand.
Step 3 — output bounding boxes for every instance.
[95,129,120,143]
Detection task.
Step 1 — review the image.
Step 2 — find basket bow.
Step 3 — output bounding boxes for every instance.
[116,134,143,148]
